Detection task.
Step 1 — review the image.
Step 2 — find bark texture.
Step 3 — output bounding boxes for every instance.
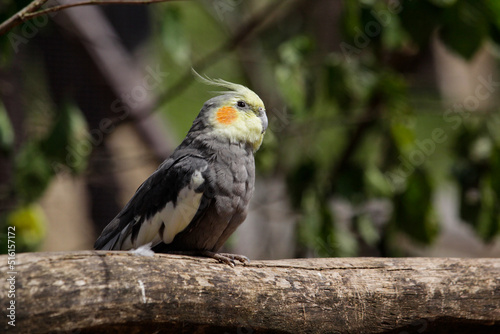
[1,251,499,333]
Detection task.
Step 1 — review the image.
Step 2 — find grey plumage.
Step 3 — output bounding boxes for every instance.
[94,88,267,263]
[155,139,255,253]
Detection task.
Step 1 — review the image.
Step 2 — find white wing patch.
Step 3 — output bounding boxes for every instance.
[124,166,206,249]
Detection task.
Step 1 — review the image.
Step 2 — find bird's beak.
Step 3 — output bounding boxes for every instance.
[259,108,268,133]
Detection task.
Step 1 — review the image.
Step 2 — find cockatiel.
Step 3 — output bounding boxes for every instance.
[94,73,268,266]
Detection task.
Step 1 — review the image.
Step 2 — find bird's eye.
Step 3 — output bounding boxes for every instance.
[237,101,247,108]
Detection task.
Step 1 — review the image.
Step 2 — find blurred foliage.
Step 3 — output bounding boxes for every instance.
[1,0,500,255]
[0,99,88,251]
[0,203,47,253]
[453,118,500,241]
[262,0,500,256]
[14,101,89,203]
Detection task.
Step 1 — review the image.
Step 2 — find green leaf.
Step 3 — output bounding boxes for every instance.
[438,0,489,59]
[399,0,443,47]
[380,11,409,51]
[365,165,394,197]
[14,143,54,203]
[390,120,415,152]
[6,203,47,252]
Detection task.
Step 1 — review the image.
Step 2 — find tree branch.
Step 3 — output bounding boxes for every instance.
[0,0,179,36]
[0,0,48,36]
[1,251,499,333]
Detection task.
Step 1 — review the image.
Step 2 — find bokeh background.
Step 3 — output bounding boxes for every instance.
[1,0,500,259]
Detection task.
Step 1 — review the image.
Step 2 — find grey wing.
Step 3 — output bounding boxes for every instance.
[94,153,210,250]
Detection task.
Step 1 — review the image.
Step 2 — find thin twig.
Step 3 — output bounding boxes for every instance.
[24,0,178,19]
[0,0,48,36]
[0,0,178,36]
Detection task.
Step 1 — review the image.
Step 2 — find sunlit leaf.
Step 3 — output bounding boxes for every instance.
[365,165,394,197]
[6,203,46,252]
[390,121,415,152]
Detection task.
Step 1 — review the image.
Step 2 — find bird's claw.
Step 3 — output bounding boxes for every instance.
[201,251,250,267]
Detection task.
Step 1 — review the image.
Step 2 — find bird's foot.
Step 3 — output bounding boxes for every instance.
[200,250,250,267]
[163,250,249,267]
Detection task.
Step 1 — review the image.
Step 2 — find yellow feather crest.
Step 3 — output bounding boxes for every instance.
[192,69,264,108]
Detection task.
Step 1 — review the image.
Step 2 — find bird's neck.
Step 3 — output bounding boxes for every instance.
[178,128,255,157]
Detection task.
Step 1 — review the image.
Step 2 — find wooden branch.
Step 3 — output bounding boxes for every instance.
[1,252,499,333]
[0,0,180,36]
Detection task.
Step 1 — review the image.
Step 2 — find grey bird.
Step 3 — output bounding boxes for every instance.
[94,74,268,265]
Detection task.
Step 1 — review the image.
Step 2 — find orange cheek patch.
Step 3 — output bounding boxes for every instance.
[216,106,238,125]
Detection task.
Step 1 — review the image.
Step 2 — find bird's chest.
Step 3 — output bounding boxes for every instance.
[211,149,255,216]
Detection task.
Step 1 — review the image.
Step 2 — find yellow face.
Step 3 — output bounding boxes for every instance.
[192,72,268,152]
[209,94,267,152]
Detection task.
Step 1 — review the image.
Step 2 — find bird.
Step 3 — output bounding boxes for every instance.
[94,72,268,266]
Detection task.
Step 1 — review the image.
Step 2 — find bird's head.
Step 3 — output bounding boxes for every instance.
[194,72,268,152]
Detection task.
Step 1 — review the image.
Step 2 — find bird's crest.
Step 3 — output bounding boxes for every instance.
[192,69,264,108]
